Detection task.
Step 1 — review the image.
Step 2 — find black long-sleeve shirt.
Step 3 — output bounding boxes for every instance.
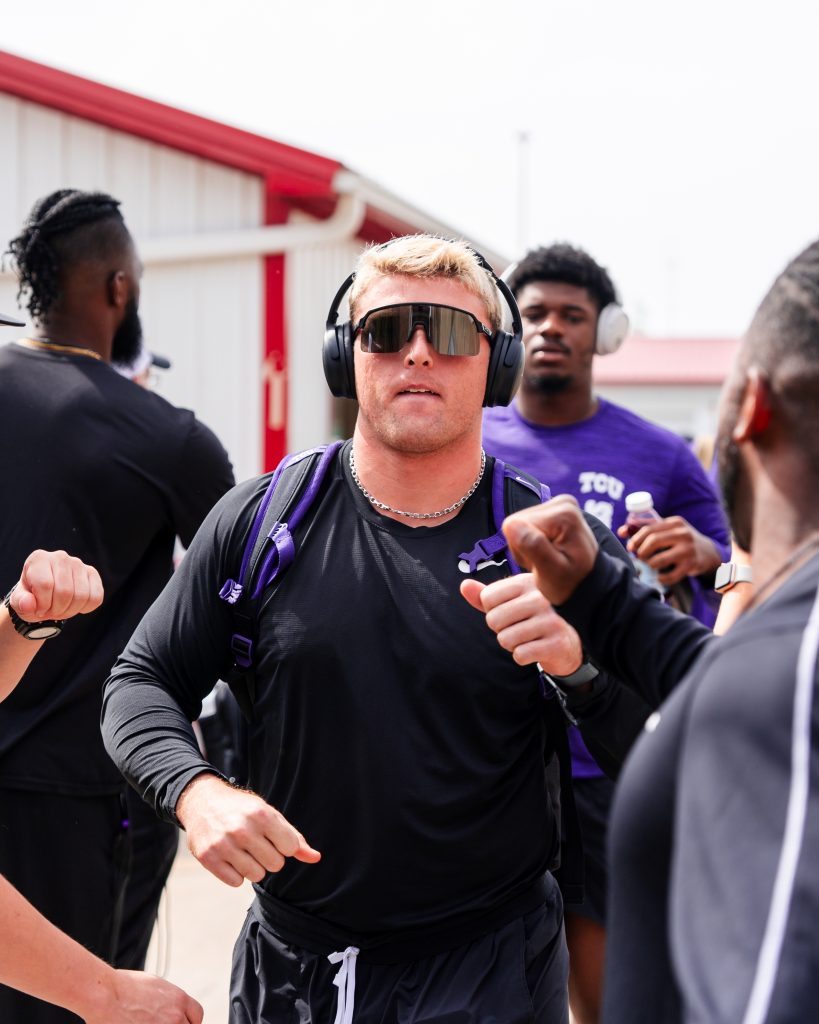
[554,550,819,1024]
[102,448,641,960]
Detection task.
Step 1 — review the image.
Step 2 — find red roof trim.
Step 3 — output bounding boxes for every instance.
[0,49,342,198]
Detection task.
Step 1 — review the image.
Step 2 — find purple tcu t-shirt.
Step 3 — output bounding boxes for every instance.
[483,397,730,778]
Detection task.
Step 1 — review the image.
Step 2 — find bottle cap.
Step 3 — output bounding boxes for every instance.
[625,491,655,513]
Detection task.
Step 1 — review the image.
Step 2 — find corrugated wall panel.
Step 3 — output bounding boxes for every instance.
[286,228,363,452]
[0,94,265,484]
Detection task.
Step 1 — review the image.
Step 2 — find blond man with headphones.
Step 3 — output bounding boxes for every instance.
[102,235,640,1024]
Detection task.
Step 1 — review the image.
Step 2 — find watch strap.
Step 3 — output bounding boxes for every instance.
[544,659,600,690]
[714,562,754,593]
[3,586,65,639]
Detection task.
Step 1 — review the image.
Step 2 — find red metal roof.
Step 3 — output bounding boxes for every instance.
[0,48,343,201]
[0,48,508,250]
[593,335,740,386]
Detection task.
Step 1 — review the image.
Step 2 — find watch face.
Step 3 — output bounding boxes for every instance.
[25,623,62,640]
[714,563,733,592]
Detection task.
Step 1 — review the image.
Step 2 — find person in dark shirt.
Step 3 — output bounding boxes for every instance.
[0,190,235,1024]
[496,238,819,1022]
[0,548,202,1024]
[102,235,632,1024]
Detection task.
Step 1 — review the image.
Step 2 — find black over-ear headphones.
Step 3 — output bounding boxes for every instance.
[322,242,524,407]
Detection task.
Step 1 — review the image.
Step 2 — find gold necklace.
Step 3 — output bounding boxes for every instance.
[18,337,103,362]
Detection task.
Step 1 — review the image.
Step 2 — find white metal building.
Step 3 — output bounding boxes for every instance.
[0,49,506,483]
[0,50,739,476]
[593,334,740,439]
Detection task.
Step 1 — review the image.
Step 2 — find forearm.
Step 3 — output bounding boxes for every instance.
[102,671,226,822]
[0,608,43,701]
[557,551,714,705]
[0,873,118,1019]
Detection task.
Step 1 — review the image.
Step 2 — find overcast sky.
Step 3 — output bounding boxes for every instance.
[3,0,818,337]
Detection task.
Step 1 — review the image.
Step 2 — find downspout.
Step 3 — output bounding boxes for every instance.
[137,191,366,265]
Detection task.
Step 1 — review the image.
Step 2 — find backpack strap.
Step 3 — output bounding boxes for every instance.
[460,455,585,903]
[541,688,585,904]
[458,456,550,575]
[217,441,343,696]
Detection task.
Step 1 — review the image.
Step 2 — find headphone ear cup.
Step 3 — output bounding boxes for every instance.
[322,322,357,399]
[595,304,630,355]
[484,331,525,407]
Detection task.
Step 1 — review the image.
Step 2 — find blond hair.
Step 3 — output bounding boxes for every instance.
[349,235,502,331]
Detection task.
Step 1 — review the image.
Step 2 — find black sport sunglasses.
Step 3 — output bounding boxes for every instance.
[354,303,493,357]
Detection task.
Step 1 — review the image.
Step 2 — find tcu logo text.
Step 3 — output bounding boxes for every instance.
[578,472,625,501]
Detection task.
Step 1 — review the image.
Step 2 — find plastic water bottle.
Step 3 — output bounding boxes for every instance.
[624,491,666,596]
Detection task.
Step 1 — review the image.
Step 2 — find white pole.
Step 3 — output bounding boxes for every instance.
[517,130,530,255]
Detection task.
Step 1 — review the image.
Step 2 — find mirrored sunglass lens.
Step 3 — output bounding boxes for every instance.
[358,305,482,355]
[359,308,412,353]
[429,307,480,356]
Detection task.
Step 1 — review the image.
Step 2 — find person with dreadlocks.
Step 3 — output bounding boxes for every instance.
[0,189,235,1024]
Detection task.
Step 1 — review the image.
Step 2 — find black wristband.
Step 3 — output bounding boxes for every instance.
[545,659,600,690]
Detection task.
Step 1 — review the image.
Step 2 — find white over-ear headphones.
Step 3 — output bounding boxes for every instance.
[595,303,630,355]
[501,261,630,356]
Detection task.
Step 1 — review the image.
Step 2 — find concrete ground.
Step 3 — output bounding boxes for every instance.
[145,839,252,1023]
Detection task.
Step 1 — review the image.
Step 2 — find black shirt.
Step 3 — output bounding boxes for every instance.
[105,446,579,955]
[557,550,819,1023]
[0,342,234,793]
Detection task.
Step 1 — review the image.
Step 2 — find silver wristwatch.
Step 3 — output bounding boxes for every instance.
[714,562,754,594]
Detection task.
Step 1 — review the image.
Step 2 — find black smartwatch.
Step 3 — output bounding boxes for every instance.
[545,659,600,690]
[3,586,65,640]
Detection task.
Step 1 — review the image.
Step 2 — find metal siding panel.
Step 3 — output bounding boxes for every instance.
[0,95,20,245]
[107,133,154,236]
[17,102,65,212]
[141,256,263,484]
[63,117,109,190]
[286,233,363,452]
[150,147,199,235]
[198,163,262,231]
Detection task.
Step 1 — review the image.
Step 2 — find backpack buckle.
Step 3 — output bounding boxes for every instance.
[230,633,254,669]
[458,532,508,573]
[219,579,243,605]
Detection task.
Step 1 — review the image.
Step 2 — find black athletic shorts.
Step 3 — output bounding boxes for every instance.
[229,885,569,1023]
[563,775,615,926]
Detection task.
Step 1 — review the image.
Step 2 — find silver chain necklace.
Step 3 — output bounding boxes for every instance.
[349,446,486,520]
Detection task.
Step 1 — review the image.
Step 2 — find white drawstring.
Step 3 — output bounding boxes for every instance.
[328,945,360,1024]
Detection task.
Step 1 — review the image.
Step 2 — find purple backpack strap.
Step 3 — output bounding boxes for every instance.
[458,457,550,575]
[218,441,343,670]
[251,442,341,598]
